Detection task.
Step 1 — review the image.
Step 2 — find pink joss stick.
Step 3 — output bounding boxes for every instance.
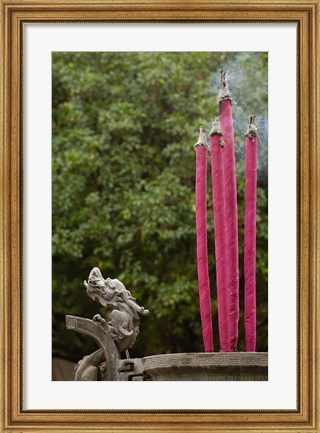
[218,71,239,352]
[195,126,214,352]
[244,116,258,352]
[209,121,229,352]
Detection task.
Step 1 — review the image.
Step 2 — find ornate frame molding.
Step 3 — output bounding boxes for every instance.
[1,1,319,431]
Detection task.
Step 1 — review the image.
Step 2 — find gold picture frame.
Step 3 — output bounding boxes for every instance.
[1,0,319,431]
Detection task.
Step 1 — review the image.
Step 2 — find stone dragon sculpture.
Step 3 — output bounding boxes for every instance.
[71,267,149,380]
[84,267,149,352]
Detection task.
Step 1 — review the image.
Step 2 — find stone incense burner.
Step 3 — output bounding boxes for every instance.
[66,267,267,381]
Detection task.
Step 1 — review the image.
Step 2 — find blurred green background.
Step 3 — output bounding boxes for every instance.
[52,52,268,364]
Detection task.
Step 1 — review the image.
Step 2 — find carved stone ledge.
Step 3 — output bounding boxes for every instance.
[142,352,268,381]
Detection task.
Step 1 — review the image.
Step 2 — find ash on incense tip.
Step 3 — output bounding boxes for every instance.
[210,120,225,148]
[209,119,223,136]
[218,69,232,102]
[246,115,259,141]
[195,125,210,151]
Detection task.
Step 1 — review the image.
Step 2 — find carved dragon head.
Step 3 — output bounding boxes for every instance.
[84,267,149,320]
[84,267,118,307]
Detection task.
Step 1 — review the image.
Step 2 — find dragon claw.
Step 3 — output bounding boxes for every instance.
[140,308,149,316]
[93,314,107,326]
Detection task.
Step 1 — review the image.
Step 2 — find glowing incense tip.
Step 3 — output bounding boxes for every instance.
[218,70,232,102]
[246,115,258,141]
[195,125,210,150]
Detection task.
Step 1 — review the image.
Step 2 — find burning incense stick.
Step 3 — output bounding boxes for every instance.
[195,126,214,352]
[218,70,239,352]
[244,115,258,352]
[210,120,230,352]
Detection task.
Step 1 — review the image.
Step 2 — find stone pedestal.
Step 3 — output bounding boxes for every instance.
[142,352,268,381]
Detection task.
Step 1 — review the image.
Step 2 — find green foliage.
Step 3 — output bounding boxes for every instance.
[52,52,268,360]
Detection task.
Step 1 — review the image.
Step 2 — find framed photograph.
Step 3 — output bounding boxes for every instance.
[1,1,319,432]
